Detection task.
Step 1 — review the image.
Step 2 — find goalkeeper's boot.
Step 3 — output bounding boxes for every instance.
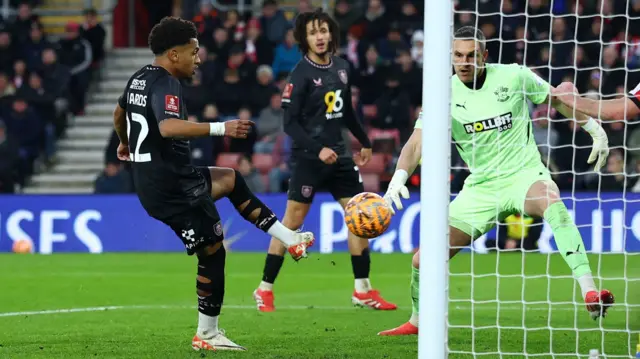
[585,289,615,320]
[253,288,275,312]
[352,290,398,310]
[377,322,418,336]
[192,329,247,351]
[288,231,315,261]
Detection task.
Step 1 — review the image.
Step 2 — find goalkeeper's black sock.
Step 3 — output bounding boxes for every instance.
[260,253,284,289]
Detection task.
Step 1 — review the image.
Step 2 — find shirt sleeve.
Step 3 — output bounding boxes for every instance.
[520,66,551,105]
[628,82,640,109]
[150,76,183,123]
[282,68,325,156]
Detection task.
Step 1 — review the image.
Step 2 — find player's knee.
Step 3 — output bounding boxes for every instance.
[218,167,236,194]
[412,250,420,269]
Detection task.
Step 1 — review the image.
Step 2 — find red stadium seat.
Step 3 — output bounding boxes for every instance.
[369,128,400,154]
[360,153,386,174]
[362,173,380,192]
[216,153,242,169]
[253,153,274,174]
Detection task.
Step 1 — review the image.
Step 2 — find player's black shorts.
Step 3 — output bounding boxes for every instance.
[287,156,364,203]
[160,167,224,256]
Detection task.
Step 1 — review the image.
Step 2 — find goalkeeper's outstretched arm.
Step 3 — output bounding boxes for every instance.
[384,126,422,214]
[553,81,640,121]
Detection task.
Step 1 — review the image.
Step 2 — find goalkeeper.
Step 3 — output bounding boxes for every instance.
[377,26,615,336]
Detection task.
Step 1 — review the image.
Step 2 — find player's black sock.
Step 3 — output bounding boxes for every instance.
[262,253,285,284]
[196,246,226,317]
[351,248,371,279]
[228,170,278,231]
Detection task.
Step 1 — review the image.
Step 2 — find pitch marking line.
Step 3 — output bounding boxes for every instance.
[0,304,626,318]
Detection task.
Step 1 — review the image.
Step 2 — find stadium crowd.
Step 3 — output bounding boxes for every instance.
[1,0,640,194]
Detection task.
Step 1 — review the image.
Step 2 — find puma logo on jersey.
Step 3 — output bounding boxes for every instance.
[464,112,513,134]
[128,93,147,107]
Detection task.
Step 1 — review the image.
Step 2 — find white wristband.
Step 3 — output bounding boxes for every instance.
[582,117,600,134]
[209,122,225,136]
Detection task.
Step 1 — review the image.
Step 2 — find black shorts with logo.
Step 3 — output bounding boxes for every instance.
[287,156,364,203]
[158,167,224,256]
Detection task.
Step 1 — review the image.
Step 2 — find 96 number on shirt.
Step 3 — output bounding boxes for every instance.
[127,112,151,162]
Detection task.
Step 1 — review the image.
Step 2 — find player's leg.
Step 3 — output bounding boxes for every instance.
[202,166,314,260]
[521,174,614,318]
[254,158,321,312]
[254,199,312,312]
[331,159,397,310]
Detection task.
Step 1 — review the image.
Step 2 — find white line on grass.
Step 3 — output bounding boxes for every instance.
[1,303,631,318]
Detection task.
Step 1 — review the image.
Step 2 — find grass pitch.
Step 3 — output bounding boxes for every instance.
[0,252,637,358]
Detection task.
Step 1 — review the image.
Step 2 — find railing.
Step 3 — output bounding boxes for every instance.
[1,0,114,19]
[208,0,331,15]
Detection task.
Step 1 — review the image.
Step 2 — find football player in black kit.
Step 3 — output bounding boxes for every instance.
[253,9,397,312]
[112,17,315,352]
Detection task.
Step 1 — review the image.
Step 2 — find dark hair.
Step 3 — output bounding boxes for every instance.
[83,8,97,17]
[148,17,198,56]
[293,8,340,55]
[454,26,486,52]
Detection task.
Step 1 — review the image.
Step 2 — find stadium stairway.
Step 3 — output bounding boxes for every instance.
[24,48,151,194]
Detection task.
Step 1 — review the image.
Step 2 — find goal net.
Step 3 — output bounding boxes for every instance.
[421,1,640,358]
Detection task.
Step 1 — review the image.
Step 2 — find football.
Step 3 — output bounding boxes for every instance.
[344,192,392,238]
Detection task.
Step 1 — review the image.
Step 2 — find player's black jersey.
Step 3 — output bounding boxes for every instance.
[281,56,370,159]
[118,65,208,219]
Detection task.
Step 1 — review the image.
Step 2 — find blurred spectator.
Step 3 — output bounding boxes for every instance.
[22,23,50,69]
[271,28,300,79]
[334,0,362,43]
[197,46,217,87]
[255,92,284,154]
[397,1,422,38]
[371,71,411,140]
[17,71,56,158]
[80,8,106,67]
[5,96,41,181]
[250,65,278,113]
[260,0,289,45]
[295,0,313,16]
[11,2,40,46]
[357,45,388,104]
[362,0,390,43]
[222,10,240,40]
[226,44,257,86]
[188,115,214,166]
[377,24,407,61]
[94,162,133,194]
[410,30,423,67]
[0,72,16,106]
[57,22,92,115]
[395,48,421,106]
[0,120,19,193]
[237,155,265,193]
[244,17,274,66]
[192,0,220,42]
[183,70,211,116]
[214,69,246,115]
[0,31,16,71]
[586,150,627,191]
[12,59,27,89]
[207,26,231,64]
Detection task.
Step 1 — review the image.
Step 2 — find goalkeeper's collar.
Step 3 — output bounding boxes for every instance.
[462,68,487,90]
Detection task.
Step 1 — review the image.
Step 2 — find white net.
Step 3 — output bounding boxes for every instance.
[445,1,640,358]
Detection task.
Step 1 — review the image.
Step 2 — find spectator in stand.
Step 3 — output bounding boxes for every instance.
[80,8,106,67]
[271,28,300,79]
[397,1,422,38]
[0,72,16,108]
[334,0,362,43]
[57,22,92,115]
[244,17,273,66]
[182,69,211,116]
[214,69,245,116]
[197,45,217,87]
[17,71,56,160]
[395,48,421,106]
[94,161,133,194]
[586,149,628,192]
[362,0,390,43]
[11,59,27,90]
[11,2,40,46]
[192,0,220,43]
[187,115,214,167]
[295,0,313,16]
[39,48,70,137]
[260,0,289,45]
[0,120,19,193]
[377,24,407,61]
[226,44,257,86]
[237,155,265,193]
[208,26,231,66]
[267,135,291,193]
[357,44,388,104]
[0,31,16,71]
[250,65,278,114]
[254,91,284,154]
[371,71,411,141]
[22,23,50,69]
[222,9,240,40]
[5,96,41,182]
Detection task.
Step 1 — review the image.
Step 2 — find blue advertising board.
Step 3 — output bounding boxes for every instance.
[0,193,639,254]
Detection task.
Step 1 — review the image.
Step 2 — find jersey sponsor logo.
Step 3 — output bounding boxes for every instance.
[338,69,348,84]
[181,228,195,242]
[127,93,147,107]
[463,112,513,134]
[282,83,293,99]
[165,95,179,112]
[129,79,146,91]
[494,86,510,102]
[324,90,344,119]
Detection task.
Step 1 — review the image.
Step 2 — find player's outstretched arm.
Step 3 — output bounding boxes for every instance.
[553,81,640,120]
[158,119,253,139]
[384,126,422,214]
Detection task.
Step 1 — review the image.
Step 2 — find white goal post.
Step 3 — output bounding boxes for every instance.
[418,1,639,359]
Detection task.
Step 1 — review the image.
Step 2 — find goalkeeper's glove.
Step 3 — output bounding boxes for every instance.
[582,117,610,172]
[384,169,411,215]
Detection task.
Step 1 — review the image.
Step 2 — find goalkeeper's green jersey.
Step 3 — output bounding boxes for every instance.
[415,63,550,185]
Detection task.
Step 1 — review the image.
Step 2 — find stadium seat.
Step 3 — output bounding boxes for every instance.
[362,173,380,192]
[252,154,274,175]
[369,128,401,154]
[216,153,242,169]
[360,153,386,174]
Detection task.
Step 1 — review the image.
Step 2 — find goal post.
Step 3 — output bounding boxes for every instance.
[418,0,453,358]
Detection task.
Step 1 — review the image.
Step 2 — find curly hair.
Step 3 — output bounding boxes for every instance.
[293,8,340,55]
[148,17,198,55]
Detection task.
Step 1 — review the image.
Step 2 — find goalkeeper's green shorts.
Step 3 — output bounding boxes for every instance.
[449,166,553,238]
